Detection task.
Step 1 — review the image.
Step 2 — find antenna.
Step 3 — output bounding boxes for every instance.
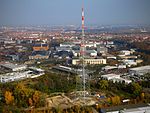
[80,1,87,99]
[76,1,90,104]
[82,5,86,99]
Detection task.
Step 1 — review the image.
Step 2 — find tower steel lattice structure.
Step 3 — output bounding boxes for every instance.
[76,3,90,99]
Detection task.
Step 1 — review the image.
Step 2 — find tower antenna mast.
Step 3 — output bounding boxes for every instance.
[81,0,86,98]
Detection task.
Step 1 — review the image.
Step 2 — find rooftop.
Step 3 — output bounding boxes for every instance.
[102,66,118,70]
[60,42,74,45]
[0,63,27,70]
[31,51,49,56]
[122,106,150,113]
[101,74,120,78]
[34,43,48,47]
[130,65,150,71]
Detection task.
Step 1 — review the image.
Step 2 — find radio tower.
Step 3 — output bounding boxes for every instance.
[79,2,88,99]
[75,1,90,104]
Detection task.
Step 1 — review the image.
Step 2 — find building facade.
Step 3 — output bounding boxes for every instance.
[72,58,106,65]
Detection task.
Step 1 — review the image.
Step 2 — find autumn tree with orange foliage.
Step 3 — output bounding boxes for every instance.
[32,91,41,107]
[111,96,121,105]
[4,91,14,105]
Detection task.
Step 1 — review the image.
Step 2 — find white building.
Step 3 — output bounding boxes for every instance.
[101,74,120,80]
[72,50,98,57]
[102,66,118,71]
[97,46,108,55]
[123,59,137,67]
[85,43,97,48]
[72,58,106,65]
[0,63,27,71]
[107,106,150,113]
[120,50,131,56]
[86,50,97,57]
[129,65,150,76]
[120,106,150,113]
[0,67,45,83]
[60,42,75,48]
[0,71,32,83]
[112,78,132,84]
[101,74,132,84]
[118,65,127,69]
[4,40,16,44]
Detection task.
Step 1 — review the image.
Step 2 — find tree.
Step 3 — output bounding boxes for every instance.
[107,97,112,104]
[140,93,145,101]
[32,91,40,107]
[115,96,121,105]
[111,96,121,105]
[107,59,119,66]
[131,83,142,97]
[13,82,33,107]
[4,91,14,105]
[144,93,150,103]
[98,80,109,90]
[15,82,33,98]
[28,98,33,107]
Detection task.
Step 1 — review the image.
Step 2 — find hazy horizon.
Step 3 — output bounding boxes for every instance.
[0,0,150,26]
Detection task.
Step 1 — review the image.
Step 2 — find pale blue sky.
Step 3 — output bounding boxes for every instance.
[0,0,150,26]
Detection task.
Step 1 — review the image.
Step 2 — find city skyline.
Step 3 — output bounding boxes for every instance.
[0,0,150,26]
